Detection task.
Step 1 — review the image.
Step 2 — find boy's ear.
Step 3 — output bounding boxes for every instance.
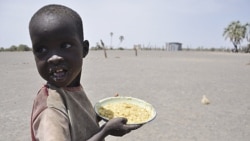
[82,40,89,58]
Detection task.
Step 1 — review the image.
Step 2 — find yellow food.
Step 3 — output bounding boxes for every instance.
[98,102,151,124]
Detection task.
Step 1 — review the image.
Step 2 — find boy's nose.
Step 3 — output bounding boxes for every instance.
[47,55,63,64]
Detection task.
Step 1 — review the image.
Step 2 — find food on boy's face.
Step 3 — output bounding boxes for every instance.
[49,66,68,82]
[36,50,82,87]
[35,46,83,87]
[47,55,68,82]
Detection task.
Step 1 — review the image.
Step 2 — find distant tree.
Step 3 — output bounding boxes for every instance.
[17,44,31,51]
[94,42,102,50]
[110,32,113,49]
[118,35,124,48]
[245,23,250,53]
[223,21,247,52]
[8,45,18,51]
[0,44,31,52]
[246,23,250,41]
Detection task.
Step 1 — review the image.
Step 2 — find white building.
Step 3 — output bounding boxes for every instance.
[166,42,182,51]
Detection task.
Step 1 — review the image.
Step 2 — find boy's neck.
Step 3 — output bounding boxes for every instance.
[67,73,81,87]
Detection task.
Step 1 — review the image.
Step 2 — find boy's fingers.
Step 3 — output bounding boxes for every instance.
[124,124,142,130]
[116,117,127,124]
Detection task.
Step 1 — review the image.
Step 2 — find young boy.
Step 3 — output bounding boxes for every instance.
[29,4,141,141]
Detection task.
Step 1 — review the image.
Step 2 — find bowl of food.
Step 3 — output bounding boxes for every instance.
[94,96,156,125]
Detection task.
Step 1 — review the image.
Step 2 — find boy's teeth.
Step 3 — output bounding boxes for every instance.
[56,69,63,72]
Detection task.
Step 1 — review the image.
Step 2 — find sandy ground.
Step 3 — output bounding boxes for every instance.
[0,50,250,141]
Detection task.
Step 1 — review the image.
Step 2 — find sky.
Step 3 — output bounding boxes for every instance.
[0,0,249,49]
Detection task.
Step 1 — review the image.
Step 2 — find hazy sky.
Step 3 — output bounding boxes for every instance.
[0,0,249,49]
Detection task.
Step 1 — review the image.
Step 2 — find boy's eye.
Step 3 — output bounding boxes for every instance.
[61,43,72,49]
[34,46,47,54]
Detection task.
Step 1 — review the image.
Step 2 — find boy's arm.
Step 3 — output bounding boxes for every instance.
[32,108,71,141]
[87,117,142,141]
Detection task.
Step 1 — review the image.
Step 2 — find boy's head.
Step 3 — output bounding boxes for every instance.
[29,4,89,87]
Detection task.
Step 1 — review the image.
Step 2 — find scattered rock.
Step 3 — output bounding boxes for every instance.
[201,95,210,105]
[114,93,119,97]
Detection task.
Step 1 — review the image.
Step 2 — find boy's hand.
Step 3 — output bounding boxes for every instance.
[104,117,142,136]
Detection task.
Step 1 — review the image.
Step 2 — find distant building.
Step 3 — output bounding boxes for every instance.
[166,42,182,51]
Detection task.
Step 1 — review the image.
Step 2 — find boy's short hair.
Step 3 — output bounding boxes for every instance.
[29,4,84,40]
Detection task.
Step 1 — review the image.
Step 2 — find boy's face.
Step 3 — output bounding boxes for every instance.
[30,14,88,87]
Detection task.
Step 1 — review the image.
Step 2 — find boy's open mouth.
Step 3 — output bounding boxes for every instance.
[49,67,68,82]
